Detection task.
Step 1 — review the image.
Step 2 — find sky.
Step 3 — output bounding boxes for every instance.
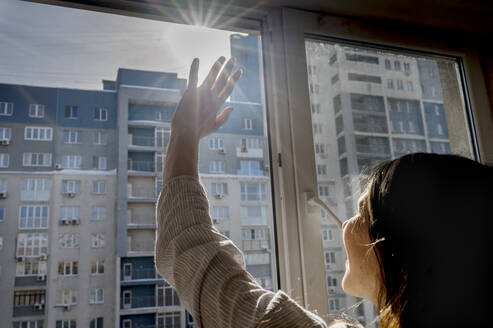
[0,0,241,90]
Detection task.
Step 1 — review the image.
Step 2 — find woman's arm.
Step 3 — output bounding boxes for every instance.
[156,57,327,327]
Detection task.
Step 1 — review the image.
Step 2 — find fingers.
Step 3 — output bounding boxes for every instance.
[188,58,199,89]
[201,56,225,89]
[217,69,242,103]
[212,57,236,95]
[214,107,233,131]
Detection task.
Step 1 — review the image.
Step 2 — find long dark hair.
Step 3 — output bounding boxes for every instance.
[363,153,491,327]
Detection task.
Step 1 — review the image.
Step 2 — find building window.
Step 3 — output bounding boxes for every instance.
[91,207,106,220]
[331,74,339,85]
[92,156,107,170]
[21,179,51,201]
[93,131,107,145]
[123,291,132,309]
[22,153,52,167]
[315,143,327,155]
[240,183,267,201]
[90,233,105,248]
[0,178,6,194]
[157,312,181,328]
[91,260,104,275]
[56,320,76,328]
[62,155,82,169]
[0,127,11,140]
[317,164,327,176]
[123,263,132,280]
[394,60,401,71]
[16,259,46,277]
[211,206,229,221]
[14,290,46,307]
[325,251,336,264]
[16,233,48,258]
[89,288,104,304]
[318,185,329,197]
[387,79,394,89]
[24,127,52,141]
[345,53,379,64]
[156,111,163,121]
[0,102,13,116]
[58,261,78,276]
[211,182,228,196]
[404,62,411,74]
[397,80,404,90]
[92,181,106,194]
[323,229,334,241]
[241,206,268,226]
[13,320,44,328]
[313,123,323,134]
[60,207,80,220]
[89,318,103,328]
[19,205,49,229]
[245,253,270,265]
[59,233,79,248]
[209,136,224,150]
[209,160,225,173]
[329,298,341,311]
[220,230,230,238]
[238,160,263,176]
[157,284,180,307]
[384,59,391,70]
[0,153,9,168]
[56,289,77,305]
[29,104,45,118]
[64,106,78,119]
[63,130,81,144]
[61,180,80,194]
[94,107,108,121]
[347,73,381,83]
[243,118,253,130]
[0,207,4,221]
[311,103,321,114]
[407,81,414,92]
[0,236,3,250]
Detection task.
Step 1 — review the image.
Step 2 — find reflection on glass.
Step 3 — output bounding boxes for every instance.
[306,39,471,326]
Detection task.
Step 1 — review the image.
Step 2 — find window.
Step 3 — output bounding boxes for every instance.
[407,81,414,91]
[331,74,339,84]
[123,291,132,309]
[0,207,4,221]
[22,153,52,167]
[211,206,229,221]
[404,62,411,73]
[317,165,327,176]
[12,320,44,328]
[20,179,51,201]
[61,180,80,194]
[397,79,404,90]
[123,263,132,279]
[325,251,336,264]
[57,289,77,305]
[24,127,52,141]
[0,102,13,116]
[157,312,181,328]
[92,181,106,194]
[315,143,327,155]
[0,127,11,140]
[93,131,107,145]
[387,79,394,89]
[59,233,79,248]
[347,73,381,83]
[29,104,45,118]
[329,299,340,311]
[92,207,106,220]
[311,103,321,114]
[0,236,3,250]
[241,206,268,226]
[91,260,104,275]
[89,288,104,304]
[16,233,48,258]
[0,153,9,168]
[212,182,228,196]
[94,107,108,121]
[89,318,103,328]
[384,59,391,69]
[327,276,337,287]
[313,123,323,134]
[238,160,263,176]
[323,229,333,241]
[157,284,180,307]
[56,320,76,328]
[16,260,47,277]
[345,53,379,64]
[91,233,105,248]
[19,205,49,229]
[318,185,329,197]
[63,130,81,144]
[243,118,253,130]
[209,160,225,173]
[209,136,224,150]
[60,207,80,220]
[14,290,46,306]
[245,253,270,265]
[62,155,82,169]
[394,60,401,71]
[58,261,78,276]
[240,183,267,201]
[92,156,107,169]
[64,105,78,119]
[0,178,6,193]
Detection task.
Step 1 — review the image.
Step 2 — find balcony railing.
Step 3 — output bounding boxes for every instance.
[128,240,155,253]
[242,239,270,251]
[123,295,155,309]
[128,215,156,226]
[13,304,45,317]
[355,144,390,155]
[123,268,161,281]
[128,160,154,172]
[128,186,156,199]
[129,136,155,147]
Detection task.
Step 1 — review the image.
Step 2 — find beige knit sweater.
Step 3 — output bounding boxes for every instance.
[155,175,328,328]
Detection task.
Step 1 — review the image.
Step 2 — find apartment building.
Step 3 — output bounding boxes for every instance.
[306,41,450,326]
[0,84,117,328]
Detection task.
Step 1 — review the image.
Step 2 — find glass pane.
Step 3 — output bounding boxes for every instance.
[305,38,474,325]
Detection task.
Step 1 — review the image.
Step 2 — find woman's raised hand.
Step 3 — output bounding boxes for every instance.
[171,57,242,141]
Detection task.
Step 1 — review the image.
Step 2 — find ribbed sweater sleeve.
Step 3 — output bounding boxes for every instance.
[155,175,327,328]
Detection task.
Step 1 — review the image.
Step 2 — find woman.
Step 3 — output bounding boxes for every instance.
[155,57,491,327]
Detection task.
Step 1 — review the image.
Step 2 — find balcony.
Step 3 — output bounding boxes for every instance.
[13,304,45,317]
[128,135,157,151]
[128,240,155,256]
[242,239,270,251]
[15,275,47,287]
[127,186,156,203]
[122,268,161,282]
[128,160,155,174]
[128,215,156,229]
[236,147,263,158]
[122,295,155,310]
[355,144,390,157]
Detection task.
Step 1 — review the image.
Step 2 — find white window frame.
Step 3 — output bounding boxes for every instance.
[91,207,106,220]
[63,129,82,144]
[94,107,108,121]
[65,105,78,119]
[91,233,105,248]
[62,155,82,169]
[0,153,9,168]
[123,291,132,309]
[91,259,105,275]
[18,205,49,229]
[16,233,48,258]
[208,136,224,150]
[29,104,45,118]
[58,261,78,276]
[56,289,77,305]
[59,233,79,248]
[62,180,80,194]
[92,180,106,194]
[0,207,4,221]
[0,127,11,140]
[22,153,52,167]
[24,127,52,141]
[0,102,13,116]
[93,131,108,145]
[242,118,253,130]
[208,160,225,173]
[89,288,104,304]
[93,156,107,170]
[20,178,51,201]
